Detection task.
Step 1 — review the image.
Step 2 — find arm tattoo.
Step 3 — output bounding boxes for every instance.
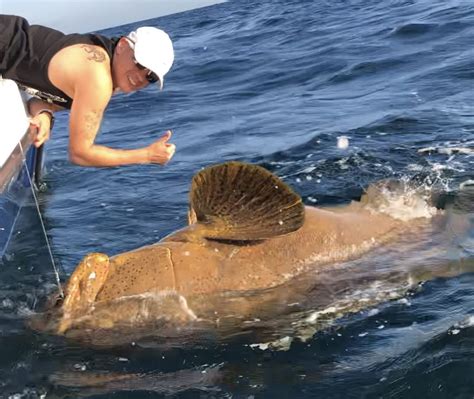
[83,109,103,141]
[81,45,106,63]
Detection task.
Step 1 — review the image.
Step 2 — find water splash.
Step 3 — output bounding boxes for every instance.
[361,179,438,221]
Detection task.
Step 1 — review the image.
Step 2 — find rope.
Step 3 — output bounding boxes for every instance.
[18,141,64,298]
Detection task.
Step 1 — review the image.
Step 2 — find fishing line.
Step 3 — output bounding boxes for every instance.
[18,141,64,298]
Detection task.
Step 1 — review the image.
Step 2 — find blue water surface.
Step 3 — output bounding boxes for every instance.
[1,0,473,397]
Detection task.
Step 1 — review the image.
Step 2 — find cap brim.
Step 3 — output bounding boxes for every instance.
[157,77,164,90]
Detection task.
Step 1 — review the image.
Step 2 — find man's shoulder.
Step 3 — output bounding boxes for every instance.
[51,44,112,82]
[76,43,111,64]
[54,43,111,66]
[49,44,113,99]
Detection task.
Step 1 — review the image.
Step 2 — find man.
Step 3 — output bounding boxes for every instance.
[0,14,176,167]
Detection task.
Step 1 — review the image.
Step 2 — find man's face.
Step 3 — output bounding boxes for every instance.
[112,38,154,93]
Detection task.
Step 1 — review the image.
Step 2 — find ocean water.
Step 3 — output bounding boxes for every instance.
[1,0,474,397]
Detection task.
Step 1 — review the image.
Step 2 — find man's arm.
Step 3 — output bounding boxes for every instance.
[27,98,63,147]
[68,72,175,167]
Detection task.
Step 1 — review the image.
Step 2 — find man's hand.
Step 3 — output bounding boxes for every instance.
[147,130,176,165]
[29,113,52,147]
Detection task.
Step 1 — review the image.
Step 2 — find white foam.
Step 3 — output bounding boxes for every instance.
[367,308,380,316]
[249,335,293,351]
[460,316,474,328]
[447,316,474,336]
[305,306,339,323]
[418,146,474,155]
[7,389,46,399]
[375,197,437,221]
[460,180,474,189]
[337,135,349,149]
[364,182,438,221]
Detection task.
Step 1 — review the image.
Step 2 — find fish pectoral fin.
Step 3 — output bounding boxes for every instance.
[189,161,305,241]
[57,252,110,334]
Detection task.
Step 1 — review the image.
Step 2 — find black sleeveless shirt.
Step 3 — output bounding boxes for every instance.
[0,15,118,109]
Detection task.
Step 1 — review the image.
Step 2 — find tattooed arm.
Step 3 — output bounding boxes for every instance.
[69,76,150,167]
[66,46,175,167]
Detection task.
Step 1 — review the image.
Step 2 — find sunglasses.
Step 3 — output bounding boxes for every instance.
[133,58,159,84]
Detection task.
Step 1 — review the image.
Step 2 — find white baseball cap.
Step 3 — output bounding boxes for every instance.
[127,26,174,90]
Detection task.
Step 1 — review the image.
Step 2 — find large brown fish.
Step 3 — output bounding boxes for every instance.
[37,161,413,345]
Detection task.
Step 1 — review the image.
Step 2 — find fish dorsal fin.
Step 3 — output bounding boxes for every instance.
[189,161,305,241]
